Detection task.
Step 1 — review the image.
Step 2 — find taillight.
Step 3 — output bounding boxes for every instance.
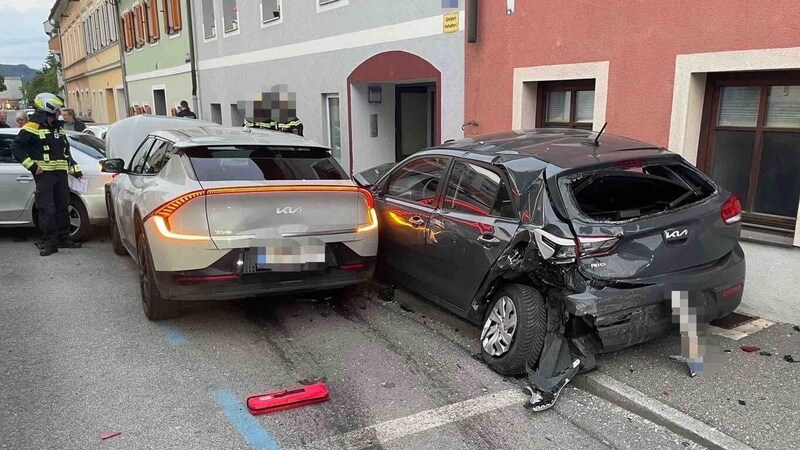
[357,188,378,232]
[576,236,620,258]
[148,190,210,241]
[721,194,742,225]
[614,159,646,169]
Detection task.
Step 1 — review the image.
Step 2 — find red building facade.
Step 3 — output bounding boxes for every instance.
[465,0,800,246]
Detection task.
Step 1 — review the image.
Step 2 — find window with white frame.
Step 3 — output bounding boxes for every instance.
[222,0,239,33]
[318,0,348,12]
[324,94,342,159]
[202,0,216,38]
[163,0,183,35]
[261,0,281,24]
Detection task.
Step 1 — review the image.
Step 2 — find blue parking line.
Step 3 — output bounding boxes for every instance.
[211,389,279,450]
[160,324,187,346]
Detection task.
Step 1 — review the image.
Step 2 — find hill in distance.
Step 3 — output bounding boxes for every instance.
[0,64,38,83]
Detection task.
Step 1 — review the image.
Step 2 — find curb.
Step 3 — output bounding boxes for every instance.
[573,372,754,450]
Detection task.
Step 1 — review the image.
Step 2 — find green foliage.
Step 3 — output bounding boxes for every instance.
[21,54,62,103]
[0,74,6,92]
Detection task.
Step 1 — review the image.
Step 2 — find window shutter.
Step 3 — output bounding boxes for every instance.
[171,0,182,32]
[162,0,171,34]
[148,0,160,42]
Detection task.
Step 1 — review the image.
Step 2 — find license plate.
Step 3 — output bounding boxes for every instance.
[256,244,326,271]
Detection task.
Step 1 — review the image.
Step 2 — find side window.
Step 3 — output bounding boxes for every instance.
[385,156,450,207]
[0,135,16,163]
[130,137,156,173]
[143,139,171,174]
[444,161,516,219]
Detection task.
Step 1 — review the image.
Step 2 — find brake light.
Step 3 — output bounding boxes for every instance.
[614,159,646,168]
[576,235,620,258]
[722,283,743,298]
[721,194,742,225]
[145,185,378,240]
[340,263,367,271]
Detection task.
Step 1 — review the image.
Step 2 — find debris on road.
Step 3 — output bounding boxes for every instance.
[662,389,670,397]
[247,382,330,416]
[399,304,414,313]
[783,355,796,363]
[759,351,772,356]
[740,345,761,353]
[297,376,327,386]
[382,382,395,388]
[99,431,121,440]
[378,285,396,302]
[793,325,800,332]
[738,400,746,406]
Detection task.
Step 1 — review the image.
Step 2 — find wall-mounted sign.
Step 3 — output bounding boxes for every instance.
[443,12,459,34]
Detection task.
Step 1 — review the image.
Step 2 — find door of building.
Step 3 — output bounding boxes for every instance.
[395,84,435,162]
[153,89,167,116]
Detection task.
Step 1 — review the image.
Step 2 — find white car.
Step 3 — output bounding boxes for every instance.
[83,124,109,139]
[103,126,379,320]
[0,129,112,241]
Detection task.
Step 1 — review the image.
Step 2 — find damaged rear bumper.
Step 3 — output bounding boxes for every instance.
[564,244,746,353]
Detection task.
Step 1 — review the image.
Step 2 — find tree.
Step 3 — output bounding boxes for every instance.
[21,53,61,103]
[0,74,6,92]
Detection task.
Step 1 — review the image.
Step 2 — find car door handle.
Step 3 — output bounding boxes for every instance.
[409,216,426,227]
[16,175,33,183]
[478,234,502,247]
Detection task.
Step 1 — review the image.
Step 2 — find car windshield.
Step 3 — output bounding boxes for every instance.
[185,146,348,181]
[68,133,106,159]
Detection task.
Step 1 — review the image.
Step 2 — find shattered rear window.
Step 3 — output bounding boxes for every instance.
[564,162,716,222]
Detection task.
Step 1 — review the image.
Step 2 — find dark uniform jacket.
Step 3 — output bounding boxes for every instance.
[11,111,82,177]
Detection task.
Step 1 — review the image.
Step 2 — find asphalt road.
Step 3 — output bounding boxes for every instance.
[0,228,701,450]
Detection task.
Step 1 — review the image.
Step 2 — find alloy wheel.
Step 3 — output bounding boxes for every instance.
[480,296,518,357]
[138,242,151,309]
[67,204,80,236]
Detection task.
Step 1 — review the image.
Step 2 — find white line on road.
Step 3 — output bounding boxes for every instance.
[296,388,527,450]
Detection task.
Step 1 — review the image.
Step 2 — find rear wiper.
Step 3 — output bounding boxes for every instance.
[667,187,703,209]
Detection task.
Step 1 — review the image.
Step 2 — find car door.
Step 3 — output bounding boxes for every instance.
[0,132,35,222]
[425,160,520,311]
[374,155,452,287]
[117,136,157,243]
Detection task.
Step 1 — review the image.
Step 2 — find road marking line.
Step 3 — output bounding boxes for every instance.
[709,318,775,341]
[160,324,187,346]
[211,389,279,450]
[296,388,526,450]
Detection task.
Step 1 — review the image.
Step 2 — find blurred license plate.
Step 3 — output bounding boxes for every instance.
[256,244,326,271]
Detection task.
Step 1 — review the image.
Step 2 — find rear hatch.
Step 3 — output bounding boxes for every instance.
[184,146,373,250]
[550,155,742,280]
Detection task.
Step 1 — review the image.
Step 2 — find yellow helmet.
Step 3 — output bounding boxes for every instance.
[33,93,64,114]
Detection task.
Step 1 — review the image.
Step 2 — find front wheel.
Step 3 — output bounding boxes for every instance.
[68,197,92,242]
[137,230,180,320]
[480,284,547,376]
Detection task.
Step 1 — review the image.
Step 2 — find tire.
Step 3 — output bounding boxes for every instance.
[68,197,92,242]
[108,200,127,256]
[137,229,180,320]
[479,284,547,376]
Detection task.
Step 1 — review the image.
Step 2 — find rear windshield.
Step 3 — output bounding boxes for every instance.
[68,134,106,159]
[185,146,348,181]
[564,161,715,222]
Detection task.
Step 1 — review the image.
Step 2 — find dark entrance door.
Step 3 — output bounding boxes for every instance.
[153,89,167,116]
[395,84,435,162]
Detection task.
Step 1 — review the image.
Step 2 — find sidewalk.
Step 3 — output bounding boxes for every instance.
[592,322,800,449]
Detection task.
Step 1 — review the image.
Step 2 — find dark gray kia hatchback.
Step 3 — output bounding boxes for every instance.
[357,128,745,378]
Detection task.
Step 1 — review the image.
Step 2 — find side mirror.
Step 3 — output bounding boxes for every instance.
[101,158,126,174]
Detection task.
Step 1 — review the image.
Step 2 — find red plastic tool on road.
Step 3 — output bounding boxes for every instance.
[247,382,330,416]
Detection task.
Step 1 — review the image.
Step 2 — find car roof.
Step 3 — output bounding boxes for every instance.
[431,128,670,169]
[150,126,328,149]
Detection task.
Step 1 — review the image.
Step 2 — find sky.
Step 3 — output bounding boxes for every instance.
[0,0,53,70]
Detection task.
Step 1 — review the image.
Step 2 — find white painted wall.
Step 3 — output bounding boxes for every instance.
[351,83,396,174]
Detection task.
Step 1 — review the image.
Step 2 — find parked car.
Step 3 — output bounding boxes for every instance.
[102,126,378,320]
[0,129,112,241]
[104,115,220,165]
[84,124,109,139]
[356,128,745,376]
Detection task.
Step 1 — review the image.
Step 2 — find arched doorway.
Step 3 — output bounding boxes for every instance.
[346,51,442,174]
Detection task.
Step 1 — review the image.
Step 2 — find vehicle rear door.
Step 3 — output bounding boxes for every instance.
[426,160,519,310]
[553,159,742,281]
[374,155,452,286]
[0,132,34,222]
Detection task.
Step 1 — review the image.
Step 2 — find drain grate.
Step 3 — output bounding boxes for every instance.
[710,312,756,330]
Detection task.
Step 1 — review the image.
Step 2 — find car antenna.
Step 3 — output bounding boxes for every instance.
[593,122,608,146]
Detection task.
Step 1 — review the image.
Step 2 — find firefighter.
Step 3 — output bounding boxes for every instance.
[12,93,83,256]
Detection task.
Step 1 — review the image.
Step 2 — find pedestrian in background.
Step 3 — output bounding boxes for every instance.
[0,111,9,128]
[15,111,28,127]
[176,100,197,119]
[12,93,83,256]
[61,108,86,132]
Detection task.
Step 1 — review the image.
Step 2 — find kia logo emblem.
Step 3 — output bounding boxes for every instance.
[663,228,688,241]
[277,206,302,214]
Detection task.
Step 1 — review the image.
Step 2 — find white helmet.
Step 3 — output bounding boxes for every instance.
[33,93,64,114]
